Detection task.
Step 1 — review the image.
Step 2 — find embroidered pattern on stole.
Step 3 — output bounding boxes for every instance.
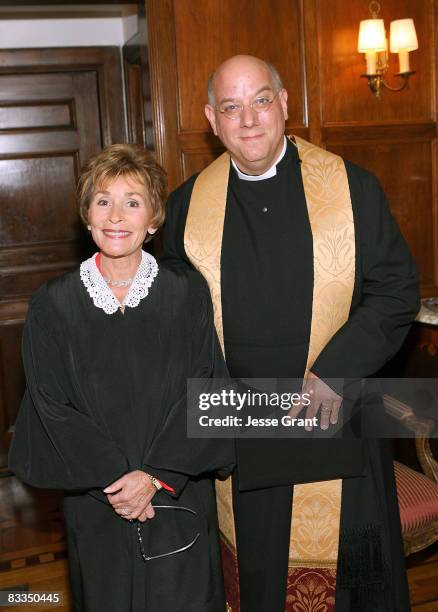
[184,136,355,611]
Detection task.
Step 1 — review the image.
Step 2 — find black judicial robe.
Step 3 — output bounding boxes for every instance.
[9,265,234,612]
[161,141,419,611]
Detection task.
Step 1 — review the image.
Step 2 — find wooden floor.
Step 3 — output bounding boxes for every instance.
[1,473,438,611]
[0,473,70,611]
[407,544,438,610]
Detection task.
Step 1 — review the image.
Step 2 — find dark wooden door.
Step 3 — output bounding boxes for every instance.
[0,47,126,468]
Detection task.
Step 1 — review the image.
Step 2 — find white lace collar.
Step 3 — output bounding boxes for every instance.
[80,250,159,314]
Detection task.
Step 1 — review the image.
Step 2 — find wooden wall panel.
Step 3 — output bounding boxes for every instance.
[173,0,306,133]
[318,0,434,124]
[330,141,434,287]
[182,151,219,178]
[0,104,73,130]
[0,73,74,101]
[0,157,77,246]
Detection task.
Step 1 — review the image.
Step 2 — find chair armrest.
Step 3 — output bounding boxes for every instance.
[415,438,438,484]
[383,394,437,483]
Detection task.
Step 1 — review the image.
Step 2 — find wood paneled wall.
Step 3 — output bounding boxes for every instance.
[146,0,438,295]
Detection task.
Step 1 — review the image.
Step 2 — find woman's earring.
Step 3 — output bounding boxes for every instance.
[87,224,91,231]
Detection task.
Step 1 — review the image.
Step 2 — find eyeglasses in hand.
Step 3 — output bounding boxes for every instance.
[136,505,200,562]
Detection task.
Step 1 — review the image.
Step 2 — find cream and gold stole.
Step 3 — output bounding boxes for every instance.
[184,136,355,604]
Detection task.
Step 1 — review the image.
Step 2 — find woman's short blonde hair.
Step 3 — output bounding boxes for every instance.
[78,144,167,233]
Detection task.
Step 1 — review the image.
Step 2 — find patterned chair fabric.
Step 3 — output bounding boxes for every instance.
[394,460,438,555]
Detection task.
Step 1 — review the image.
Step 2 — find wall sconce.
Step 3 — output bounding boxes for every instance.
[357,1,418,97]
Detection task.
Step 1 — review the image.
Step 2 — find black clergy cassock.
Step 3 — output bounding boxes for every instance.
[9,266,234,612]
[162,140,420,612]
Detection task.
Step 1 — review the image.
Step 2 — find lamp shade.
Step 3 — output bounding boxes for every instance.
[358,19,386,52]
[390,19,418,52]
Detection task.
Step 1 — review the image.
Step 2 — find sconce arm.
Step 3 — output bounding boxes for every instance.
[381,70,415,91]
[361,70,415,96]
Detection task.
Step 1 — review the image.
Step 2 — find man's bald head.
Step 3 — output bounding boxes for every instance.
[207,55,283,106]
[204,54,288,176]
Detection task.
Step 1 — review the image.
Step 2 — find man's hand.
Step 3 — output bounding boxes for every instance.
[289,372,342,431]
[104,470,157,522]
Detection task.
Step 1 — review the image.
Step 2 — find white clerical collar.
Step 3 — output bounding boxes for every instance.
[231,137,287,181]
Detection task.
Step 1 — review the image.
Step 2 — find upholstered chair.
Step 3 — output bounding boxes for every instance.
[384,395,438,556]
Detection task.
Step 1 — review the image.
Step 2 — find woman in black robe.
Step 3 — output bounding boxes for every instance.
[9,144,234,612]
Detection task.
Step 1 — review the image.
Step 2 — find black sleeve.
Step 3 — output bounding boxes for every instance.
[311,166,420,381]
[8,292,129,490]
[161,176,197,268]
[143,276,235,496]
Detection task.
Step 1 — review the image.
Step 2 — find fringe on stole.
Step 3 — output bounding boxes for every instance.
[337,525,393,611]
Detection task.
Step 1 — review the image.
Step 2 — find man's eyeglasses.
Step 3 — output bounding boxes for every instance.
[216,91,280,119]
[136,505,200,562]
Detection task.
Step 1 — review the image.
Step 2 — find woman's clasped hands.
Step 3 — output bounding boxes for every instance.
[104,470,157,522]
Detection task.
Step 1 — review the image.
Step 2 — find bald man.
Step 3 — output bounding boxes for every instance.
[162,55,418,611]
